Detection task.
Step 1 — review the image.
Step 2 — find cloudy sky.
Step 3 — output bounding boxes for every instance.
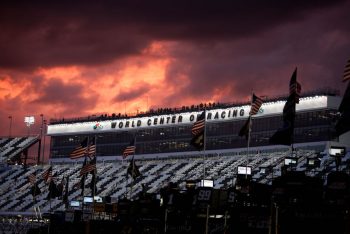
[1,0,350,137]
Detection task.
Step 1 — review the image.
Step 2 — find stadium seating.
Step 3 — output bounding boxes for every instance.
[0,145,348,215]
[0,137,39,163]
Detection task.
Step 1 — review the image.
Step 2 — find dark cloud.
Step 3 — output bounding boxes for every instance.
[31,78,98,115]
[0,0,346,69]
[159,1,350,106]
[114,83,151,102]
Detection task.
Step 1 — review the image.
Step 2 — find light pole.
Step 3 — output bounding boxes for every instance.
[8,115,12,137]
[37,114,44,165]
[42,119,47,163]
[24,116,35,136]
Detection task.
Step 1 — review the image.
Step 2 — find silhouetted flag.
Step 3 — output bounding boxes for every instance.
[63,176,69,205]
[42,166,52,183]
[80,176,86,196]
[123,139,136,159]
[30,183,41,197]
[239,116,251,139]
[343,59,350,82]
[190,111,205,150]
[249,94,263,115]
[80,157,97,176]
[335,82,350,136]
[47,180,59,199]
[269,95,296,145]
[289,68,301,103]
[90,172,97,197]
[127,157,141,180]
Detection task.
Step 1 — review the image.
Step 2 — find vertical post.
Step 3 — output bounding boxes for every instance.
[275,204,279,234]
[37,114,44,165]
[164,208,168,234]
[246,92,253,178]
[203,110,207,179]
[130,135,136,200]
[81,136,90,214]
[205,204,210,234]
[8,115,12,137]
[42,120,47,162]
[93,135,97,198]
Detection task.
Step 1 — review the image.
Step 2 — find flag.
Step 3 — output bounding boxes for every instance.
[30,183,41,197]
[123,139,136,159]
[190,132,205,150]
[42,166,52,183]
[190,111,205,150]
[63,176,69,206]
[249,94,263,115]
[343,59,350,82]
[289,68,301,103]
[90,172,97,197]
[127,157,141,180]
[28,173,36,185]
[47,180,60,199]
[335,82,350,136]
[80,176,86,196]
[269,94,296,145]
[191,111,205,135]
[87,137,96,158]
[70,137,96,159]
[80,156,96,176]
[239,116,251,139]
[70,137,88,159]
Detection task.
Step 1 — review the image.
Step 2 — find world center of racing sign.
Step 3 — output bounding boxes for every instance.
[47,96,335,136]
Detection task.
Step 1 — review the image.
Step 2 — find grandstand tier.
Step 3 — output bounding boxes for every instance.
[47,92,341,159]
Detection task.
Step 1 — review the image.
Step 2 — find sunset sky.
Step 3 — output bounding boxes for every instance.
[1,0,350,137]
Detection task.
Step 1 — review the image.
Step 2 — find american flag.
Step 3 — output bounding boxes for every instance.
[42,166,52,183]
[28,173,36,185]
[343,59,350,82]
[70,137,96,159]
[79,157,96,176]
[123,139,136,159]
[192,111,205,136]
[249,94,263,115]
[289,68,301,103]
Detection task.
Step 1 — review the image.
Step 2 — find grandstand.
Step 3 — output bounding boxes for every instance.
[0,136,39,165]
[0,89,349,233]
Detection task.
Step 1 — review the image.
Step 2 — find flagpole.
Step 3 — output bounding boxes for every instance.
[92,136,97,219]
[93,136,97,197]
[246,93,254,178]
[81,136,89,215]
[130,135,136,200]
[203,109,207,180]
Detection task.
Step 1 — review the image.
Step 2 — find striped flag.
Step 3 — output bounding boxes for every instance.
[28,173,36,185]
[70,137,95,159]
[289,68,301,103]
[190,111,205,150]
[42,166,52,183]
[249,94,263,115]
[343,59,350,82]
[192,111,205,136]
[79,157,97,176]
[123,139,136,159]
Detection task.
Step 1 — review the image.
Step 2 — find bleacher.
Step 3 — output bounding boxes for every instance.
[0,145,348,215]
[0,137,39,163]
